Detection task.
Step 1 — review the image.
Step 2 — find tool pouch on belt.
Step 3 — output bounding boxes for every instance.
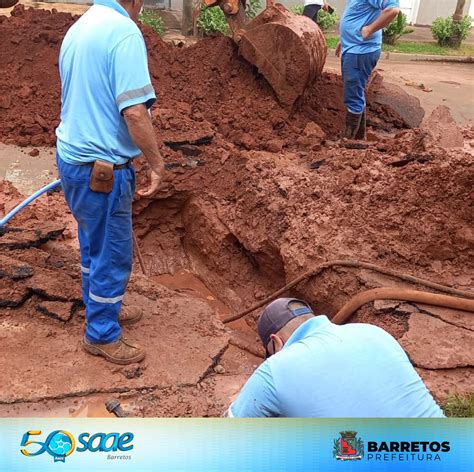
[90,160,114,193]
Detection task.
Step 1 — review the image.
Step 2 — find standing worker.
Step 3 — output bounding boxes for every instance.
[56,0,165,364]
[336,1,400,139]
[302,0,329,24]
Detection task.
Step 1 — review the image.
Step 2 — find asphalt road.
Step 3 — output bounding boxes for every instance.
[325,54,474,125]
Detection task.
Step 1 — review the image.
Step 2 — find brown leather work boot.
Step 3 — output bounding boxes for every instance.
[82,337,146,365]
[119,305,143,325]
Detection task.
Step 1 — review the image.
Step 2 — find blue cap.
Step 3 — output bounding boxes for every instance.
[257,298,313,354]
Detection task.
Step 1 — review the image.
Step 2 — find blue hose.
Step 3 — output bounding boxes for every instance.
[0,179,62,228]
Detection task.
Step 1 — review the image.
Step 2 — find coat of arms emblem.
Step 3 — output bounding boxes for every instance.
[333,431,364,461]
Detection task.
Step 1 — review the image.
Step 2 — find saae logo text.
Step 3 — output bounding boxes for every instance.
[20,429,134,463]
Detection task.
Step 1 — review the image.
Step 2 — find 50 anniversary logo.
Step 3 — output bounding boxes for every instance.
[20,429,134,463]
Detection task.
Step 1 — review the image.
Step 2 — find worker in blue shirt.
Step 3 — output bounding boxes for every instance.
[228,298,444,417]
[336,0,400,139]
[56,0,164,364]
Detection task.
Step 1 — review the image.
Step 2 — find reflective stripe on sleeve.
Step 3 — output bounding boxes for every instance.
[116,84,154,108]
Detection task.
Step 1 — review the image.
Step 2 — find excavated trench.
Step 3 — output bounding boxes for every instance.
[135,195,285,312]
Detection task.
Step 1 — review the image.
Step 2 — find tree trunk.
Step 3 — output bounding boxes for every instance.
[449,0,466,48]
[182,0,194,36]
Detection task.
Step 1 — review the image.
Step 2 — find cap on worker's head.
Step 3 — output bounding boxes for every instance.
[257,298,313,354]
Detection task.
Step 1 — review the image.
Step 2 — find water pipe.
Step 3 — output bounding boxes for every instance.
[0,179,61,228]
[0,178,147,276]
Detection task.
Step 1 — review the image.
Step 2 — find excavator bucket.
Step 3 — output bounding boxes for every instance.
[0,0,18,7]
[239,4,327,107]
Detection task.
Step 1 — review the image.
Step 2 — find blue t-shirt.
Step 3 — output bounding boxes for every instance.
[56,0,156,165]
[340,0,399,55]
[229,316,444,417]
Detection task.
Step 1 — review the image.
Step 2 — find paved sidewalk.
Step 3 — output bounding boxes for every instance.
[402,25,474,45]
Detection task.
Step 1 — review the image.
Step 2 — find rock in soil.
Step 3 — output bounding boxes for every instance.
[400,313,474,370]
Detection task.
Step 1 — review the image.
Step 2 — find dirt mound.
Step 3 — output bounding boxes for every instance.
[0,6,76,147]
[0,6,404,149]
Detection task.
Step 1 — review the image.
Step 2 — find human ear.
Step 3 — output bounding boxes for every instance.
[270,334,284,353]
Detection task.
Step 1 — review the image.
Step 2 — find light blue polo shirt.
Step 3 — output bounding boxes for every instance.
[56,0,156,165]
[229,316,444,417]
[340,0,399,55]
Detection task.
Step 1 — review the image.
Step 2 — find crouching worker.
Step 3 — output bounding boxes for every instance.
[56,0,165,364]
[227,298,444,417]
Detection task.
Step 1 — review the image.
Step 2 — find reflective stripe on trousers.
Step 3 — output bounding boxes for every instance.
[57,154,135,343]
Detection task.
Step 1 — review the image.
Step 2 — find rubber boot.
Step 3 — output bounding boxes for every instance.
[344,111,362,139]
[354,108,366,140]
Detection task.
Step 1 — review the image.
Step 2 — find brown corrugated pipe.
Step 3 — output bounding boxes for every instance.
[332,287,474,325]
[223,260,474,324]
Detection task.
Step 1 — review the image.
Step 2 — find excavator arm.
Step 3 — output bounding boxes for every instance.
[203,0,327,107]
[0,0,19,7]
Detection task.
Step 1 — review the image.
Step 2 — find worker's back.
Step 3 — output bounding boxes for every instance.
[56,0,155,165]
[230,316,444,417]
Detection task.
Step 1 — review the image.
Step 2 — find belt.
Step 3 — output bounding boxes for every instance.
[82,160,131,170]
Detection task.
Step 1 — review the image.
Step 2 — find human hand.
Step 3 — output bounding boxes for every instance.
[361,26,372,40]
[335,42,341,58]
[137,168,162,198]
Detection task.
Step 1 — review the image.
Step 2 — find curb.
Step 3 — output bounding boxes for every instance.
[327,48,473,64]
[381,52,474,63]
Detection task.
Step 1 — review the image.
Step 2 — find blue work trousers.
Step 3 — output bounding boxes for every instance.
[341,50,381,114]
[57,154,135,344]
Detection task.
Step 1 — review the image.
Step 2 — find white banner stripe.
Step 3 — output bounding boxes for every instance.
[80,265,90,274]
[89,292,124,304]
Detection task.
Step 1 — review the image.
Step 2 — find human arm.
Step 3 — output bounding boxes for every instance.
[111,32,164,196]
[335,41,341,57]
[226,362,280,418]
[123,104,164,197]
[362,2,400,40]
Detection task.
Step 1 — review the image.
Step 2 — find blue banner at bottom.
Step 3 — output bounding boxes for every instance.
[0,418,472,471]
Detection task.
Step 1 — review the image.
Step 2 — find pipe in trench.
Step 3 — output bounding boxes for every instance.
[232,288,474,359]
[332,287,474,325]
[0,179,61,228]
[223,260,474,324]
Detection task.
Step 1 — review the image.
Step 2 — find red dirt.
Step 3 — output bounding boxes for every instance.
[0,7,473,415]
[0,5,403,149]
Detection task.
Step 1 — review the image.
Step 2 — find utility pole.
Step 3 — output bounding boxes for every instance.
[449,0,466,48]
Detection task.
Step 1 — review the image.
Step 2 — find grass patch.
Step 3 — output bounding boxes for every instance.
[442,394,474,418]
[324,35,474,56]
[325,36,339,49]
[383,41,474,56]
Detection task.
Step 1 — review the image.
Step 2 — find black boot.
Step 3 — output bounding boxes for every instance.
[344,111,362,139]
[354,108,366,140]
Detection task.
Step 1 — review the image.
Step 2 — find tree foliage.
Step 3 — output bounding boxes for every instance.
[140,9,166,37]
[382,12,413,45]
[290,5,339,31]
[431,15,472,47]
